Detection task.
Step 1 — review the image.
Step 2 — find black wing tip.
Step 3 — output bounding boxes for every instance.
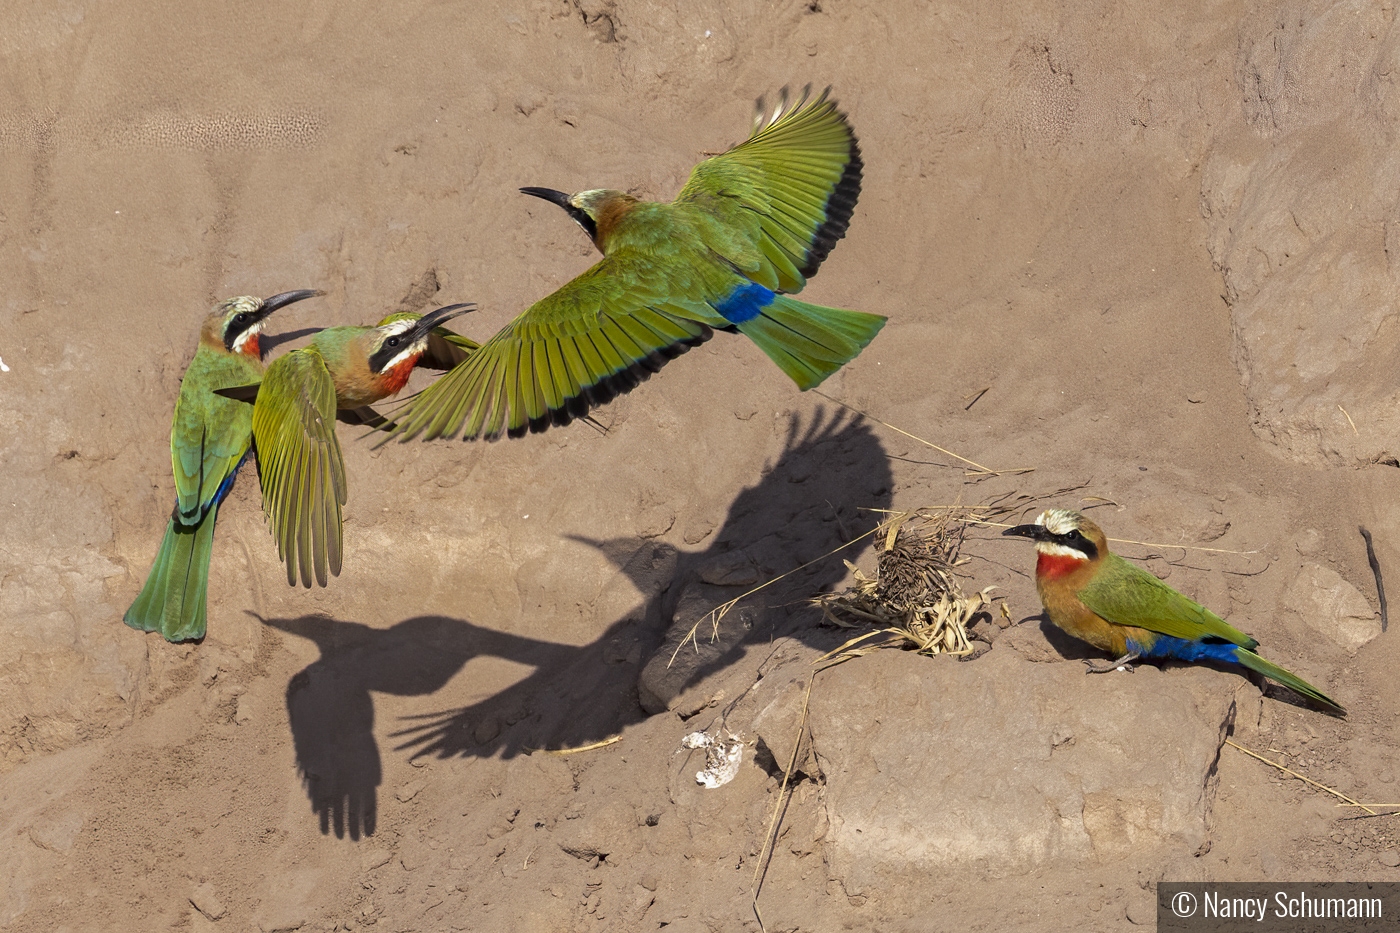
[490,328,714,441]
[799,133,863,280]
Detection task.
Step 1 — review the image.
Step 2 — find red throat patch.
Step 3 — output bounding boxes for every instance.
[238,333,261,359]
[377,356,418,397]
[1036,550,1087,581]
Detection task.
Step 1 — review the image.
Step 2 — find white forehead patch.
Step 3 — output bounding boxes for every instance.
[1036,509,1082,536]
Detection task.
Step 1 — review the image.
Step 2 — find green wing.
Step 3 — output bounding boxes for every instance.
[1078,554,1258,649]
[675,85,861,293]
[171,346,260,523]
[385,251,725,441]
[375,311,481,371]
[251,348,348,587]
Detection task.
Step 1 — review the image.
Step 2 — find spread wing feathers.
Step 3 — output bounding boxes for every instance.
[171,355,258,524]
[375,312,481,371]
[386,256,718,442]
[676,85,862,292]
[251,349,348,588]
[1078,555,1259,649]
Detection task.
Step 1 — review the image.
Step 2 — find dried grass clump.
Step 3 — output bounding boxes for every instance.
[817,510,993,658]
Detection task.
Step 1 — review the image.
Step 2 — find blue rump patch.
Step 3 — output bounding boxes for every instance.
[1127,634,1241,666]
[714,281,775,324]
[211,450,253,509]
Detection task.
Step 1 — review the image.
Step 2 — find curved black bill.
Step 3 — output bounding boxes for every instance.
[519,186,574,209]
[260,288,325,317]
[1002,523,1051,541]
[412,302,476,334]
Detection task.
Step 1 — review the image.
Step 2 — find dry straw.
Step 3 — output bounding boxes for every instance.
[816,508,995,661]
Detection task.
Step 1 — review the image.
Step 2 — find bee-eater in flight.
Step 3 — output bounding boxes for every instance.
[218,304,476,587]
[124,289,323,642]
[1004,508,1343,713]
[385,85,887,441]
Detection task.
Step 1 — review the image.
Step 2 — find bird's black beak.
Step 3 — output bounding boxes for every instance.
[521,186,599,245]
[519,187,574,210]
[259,288,324,320]
[1003,523,1051,541]
[411,302,476,336]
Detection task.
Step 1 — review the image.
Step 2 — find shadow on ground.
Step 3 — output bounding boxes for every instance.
[263,407,893,838]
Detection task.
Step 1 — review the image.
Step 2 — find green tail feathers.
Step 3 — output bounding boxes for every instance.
[735,295,886,390]
[123,508,219,643]
[1236,647,1345,713]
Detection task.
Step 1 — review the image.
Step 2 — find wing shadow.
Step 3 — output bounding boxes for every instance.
[394,405,894,759]
[261,612,573,839]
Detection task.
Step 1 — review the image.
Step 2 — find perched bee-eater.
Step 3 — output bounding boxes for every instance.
[386,85,886,441]
[1004,509,1344,713]
[124,289,323,642]
[218,304,476,587]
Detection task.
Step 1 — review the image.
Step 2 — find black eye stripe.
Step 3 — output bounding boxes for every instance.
[566,205,599,241]
[367,330,415,373]
[1055,528,1098,560]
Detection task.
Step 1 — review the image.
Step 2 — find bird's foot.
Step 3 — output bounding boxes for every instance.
[1083,652,1140,674]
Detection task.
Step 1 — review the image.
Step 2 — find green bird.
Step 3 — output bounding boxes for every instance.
[1003,508,1344,713]
[385,85,887,441]
[217,304,477,587]
[125,289,323,642]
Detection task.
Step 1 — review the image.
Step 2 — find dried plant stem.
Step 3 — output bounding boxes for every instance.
[667,522,885,667]
[1225,740,1375,815]
[530,735,623,756]
[812,390,1032,477]
[751,670,817,931]
[966,517,1262,556]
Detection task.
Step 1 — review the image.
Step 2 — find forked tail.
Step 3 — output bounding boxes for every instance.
[123,507,218,643]
[1235,646,1345,713]
[732,293,885,390]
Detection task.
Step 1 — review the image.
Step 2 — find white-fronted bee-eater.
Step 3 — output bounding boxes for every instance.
[1004,508,1344,713]
[217,303,477,587]
[385,85,886,441]
[125,288,323,642]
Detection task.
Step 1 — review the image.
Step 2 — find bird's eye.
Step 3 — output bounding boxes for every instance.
[386,336,400,348]
[233,312,249,326]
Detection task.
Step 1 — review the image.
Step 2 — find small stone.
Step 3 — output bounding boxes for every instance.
[639,875,658,892]
[234,695,255,724]
[190,882,226,921]
[359,847,393,872]
[1286,563,1382,650]
[473,717,500,744]
[258,917,304,933]
[698,551,759,586]
[396,779,426,803]
[27,812,83,852]
[1126,892,1157,925]
[683,522,714,545]
[1379,849,1400,868]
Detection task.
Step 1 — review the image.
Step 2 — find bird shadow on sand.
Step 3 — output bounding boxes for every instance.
[261,405,893,839]
[392,405,894,759]
[259,611,586,840]
[260,326,324,353]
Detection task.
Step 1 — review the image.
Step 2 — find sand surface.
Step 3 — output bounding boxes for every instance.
[4,0,1400,930]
